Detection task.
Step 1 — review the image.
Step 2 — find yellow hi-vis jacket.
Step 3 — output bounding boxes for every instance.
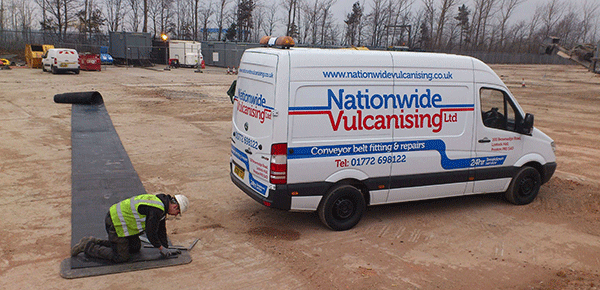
[109,194,165,237]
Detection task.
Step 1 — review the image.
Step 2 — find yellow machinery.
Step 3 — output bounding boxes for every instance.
[25,44,54,68]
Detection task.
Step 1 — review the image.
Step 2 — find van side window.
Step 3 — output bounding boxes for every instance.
[480,88,518,131]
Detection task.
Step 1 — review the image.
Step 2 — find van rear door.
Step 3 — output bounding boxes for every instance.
[231,51,279,197]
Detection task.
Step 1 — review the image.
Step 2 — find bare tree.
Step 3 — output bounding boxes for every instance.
[14,0,35,31]
[105,0,125,31]
[37,0,78,39]
[199,0,214,40]
[319,0,335,45]
[389,0,413,47]
[127,0,141,31]
[282,0,300,37]
[200,1,215,41]
[142,0,147,32]
[421,0,435,49]
[217,0,230,40]
[1,0,4,32]
[302,0,321,44]
[553,8,581,48]
[433,0,455,48]
[540,0,565,39]
[580,0,599,43]
[149,0,174,35]
[505,20,526,52]
[344,1,362,46]
[470,0,497,50]
[261,1,279,36]
[366,0,387,46]
[525,3,542,52]
[496,0,523,50]
[191,0,200,39]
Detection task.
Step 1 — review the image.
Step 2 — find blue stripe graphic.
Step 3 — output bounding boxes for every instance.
[288,139,505,170]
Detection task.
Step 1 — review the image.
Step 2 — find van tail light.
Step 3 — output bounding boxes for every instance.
[54,58,57,65]
[270,143,287,184]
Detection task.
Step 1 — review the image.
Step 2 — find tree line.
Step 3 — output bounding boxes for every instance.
[0,0,598,53]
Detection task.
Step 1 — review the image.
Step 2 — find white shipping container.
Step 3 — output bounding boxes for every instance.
[169,40,203,67]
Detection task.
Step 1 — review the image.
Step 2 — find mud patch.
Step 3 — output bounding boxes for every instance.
[533,269,600,290]
[248,226,301,241]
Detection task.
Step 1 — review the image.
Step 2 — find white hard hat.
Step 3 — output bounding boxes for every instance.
[174,194,189,215]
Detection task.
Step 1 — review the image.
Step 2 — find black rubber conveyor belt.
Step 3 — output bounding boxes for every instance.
[56,91,191,279]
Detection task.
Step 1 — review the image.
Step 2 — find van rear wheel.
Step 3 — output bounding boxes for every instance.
[318,184,365,231]
[505,166,541,205]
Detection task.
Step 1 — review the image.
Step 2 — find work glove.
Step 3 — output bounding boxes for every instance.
[159,247,181,258]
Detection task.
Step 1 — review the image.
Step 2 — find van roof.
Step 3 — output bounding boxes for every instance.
[244,47,502,85]
[49,48,77,51]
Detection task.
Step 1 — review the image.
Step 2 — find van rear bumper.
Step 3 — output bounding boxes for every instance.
[230,170,293,210]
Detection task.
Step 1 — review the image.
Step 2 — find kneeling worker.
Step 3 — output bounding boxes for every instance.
[71,193,189,262]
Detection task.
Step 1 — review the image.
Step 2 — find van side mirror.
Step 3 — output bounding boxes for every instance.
[519,113,534,135]
[227,80,236,104]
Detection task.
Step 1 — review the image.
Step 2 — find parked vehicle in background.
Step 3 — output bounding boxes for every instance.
[42,48,80,74]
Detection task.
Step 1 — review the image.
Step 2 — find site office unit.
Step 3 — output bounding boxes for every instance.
[230,46,557,231]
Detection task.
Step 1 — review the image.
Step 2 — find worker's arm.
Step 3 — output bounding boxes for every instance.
[141,205,168,248]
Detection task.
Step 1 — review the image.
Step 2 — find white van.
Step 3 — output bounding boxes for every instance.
[42,48,80,74]
[229,37,557,231]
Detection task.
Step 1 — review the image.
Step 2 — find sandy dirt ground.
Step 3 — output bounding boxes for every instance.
[1,63,599,290]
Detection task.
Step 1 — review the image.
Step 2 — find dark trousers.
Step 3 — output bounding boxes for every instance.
[84,213,141,263]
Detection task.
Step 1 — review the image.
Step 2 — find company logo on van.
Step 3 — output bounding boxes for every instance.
[289,88,473,133]
[236,89,274,124]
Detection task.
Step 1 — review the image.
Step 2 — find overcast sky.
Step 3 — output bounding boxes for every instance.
[322,0,593,27]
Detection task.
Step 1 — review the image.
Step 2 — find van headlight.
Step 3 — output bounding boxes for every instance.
[551,141,556,152]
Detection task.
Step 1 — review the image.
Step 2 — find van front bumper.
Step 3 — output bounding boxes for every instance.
[542,162,557,184]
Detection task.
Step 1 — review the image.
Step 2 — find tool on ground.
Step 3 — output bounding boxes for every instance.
[140,236,200,251]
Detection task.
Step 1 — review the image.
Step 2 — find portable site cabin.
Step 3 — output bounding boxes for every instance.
[169,40,203,67]
[108,32,152,64]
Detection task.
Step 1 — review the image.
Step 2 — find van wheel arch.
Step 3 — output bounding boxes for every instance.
[336,179,370,204]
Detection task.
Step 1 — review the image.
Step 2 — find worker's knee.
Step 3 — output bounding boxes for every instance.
[128,237,141,253]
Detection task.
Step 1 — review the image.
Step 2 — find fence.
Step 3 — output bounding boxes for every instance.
[0,30,109,55]
[0,30,573,67]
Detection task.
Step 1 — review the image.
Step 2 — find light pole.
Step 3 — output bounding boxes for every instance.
[161,33,170,71]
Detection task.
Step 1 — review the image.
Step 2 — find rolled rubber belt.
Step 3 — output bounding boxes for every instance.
[56,92,191,278]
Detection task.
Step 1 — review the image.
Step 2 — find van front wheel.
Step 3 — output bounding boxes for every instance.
[318,185,365,231]
[505,166,541,205]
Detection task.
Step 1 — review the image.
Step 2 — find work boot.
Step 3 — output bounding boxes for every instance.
[71,237,98,257]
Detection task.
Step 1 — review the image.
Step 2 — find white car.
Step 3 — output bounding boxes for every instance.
[42,48,80,74]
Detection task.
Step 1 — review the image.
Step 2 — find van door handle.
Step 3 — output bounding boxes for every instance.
[245,148,252,154]
[478,137,491,143]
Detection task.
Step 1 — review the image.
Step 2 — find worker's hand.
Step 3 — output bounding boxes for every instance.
[159,247,181,258]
